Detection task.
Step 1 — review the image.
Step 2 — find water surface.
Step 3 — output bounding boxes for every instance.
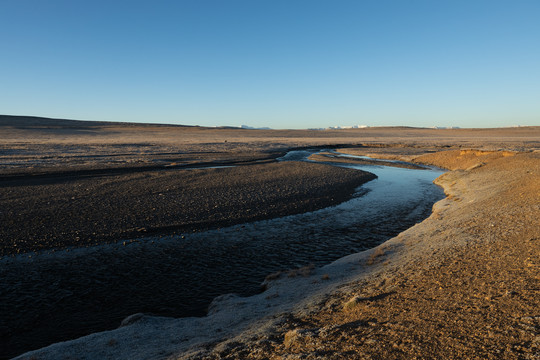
[0,152,445,358]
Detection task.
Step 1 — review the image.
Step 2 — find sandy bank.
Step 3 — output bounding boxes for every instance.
[307,152,427,169]
[15,149,539,360]
[0,161,374,257]
[1,159,377,359]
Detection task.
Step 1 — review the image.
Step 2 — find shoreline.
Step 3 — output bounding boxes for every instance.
[307,152,429,169]
[13,149,539,360]
[0,161,375,257]
[2,120,539,359]
[1,158,380,359]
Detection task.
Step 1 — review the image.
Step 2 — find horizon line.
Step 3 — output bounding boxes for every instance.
[0,114,538,131]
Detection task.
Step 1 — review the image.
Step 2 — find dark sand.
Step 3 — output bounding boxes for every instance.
[0,161,375,257]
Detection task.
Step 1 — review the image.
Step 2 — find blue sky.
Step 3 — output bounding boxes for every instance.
[1,0,539,129]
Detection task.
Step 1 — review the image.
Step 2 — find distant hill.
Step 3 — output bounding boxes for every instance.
[0,115,193,128]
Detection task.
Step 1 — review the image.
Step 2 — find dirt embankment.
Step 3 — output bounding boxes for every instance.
[308,152,427,169]
[193,150,539,359]
[415,148,518,170]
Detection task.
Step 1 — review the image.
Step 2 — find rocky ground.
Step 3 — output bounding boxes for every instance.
[13,148,538,360]
[2,116,539,359]
[0,161,374,256]
[193,150,540,360]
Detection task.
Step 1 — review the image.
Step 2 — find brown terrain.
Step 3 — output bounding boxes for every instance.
[202,149,539,360]
[1,116,539,359]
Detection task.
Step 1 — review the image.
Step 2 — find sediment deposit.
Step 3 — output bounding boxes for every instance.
[2,117,539,359]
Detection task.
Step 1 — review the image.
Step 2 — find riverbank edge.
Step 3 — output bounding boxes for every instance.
[0,160,376,257]
[14,149,539,359]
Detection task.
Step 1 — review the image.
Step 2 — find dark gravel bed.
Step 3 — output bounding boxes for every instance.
[0,161,375,257]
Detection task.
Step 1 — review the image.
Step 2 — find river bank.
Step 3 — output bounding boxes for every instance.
[2,152,446,360]
[3,118,539,359]
[1,161,379,359]
[187,149,540,360]
[12,149,539,360]
[0,161,375,257]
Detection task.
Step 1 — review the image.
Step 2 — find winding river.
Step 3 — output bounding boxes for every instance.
[0,151,445,358]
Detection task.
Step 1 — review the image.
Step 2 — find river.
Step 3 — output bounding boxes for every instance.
[0,151,445,358]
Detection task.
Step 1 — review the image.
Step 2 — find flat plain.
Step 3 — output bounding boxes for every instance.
[1,116,539,359]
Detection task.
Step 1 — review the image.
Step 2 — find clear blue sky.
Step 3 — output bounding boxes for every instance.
[1,0,539,129]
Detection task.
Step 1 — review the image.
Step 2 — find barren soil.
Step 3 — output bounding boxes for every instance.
[2,116,539,360]
[193,150,540,360]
